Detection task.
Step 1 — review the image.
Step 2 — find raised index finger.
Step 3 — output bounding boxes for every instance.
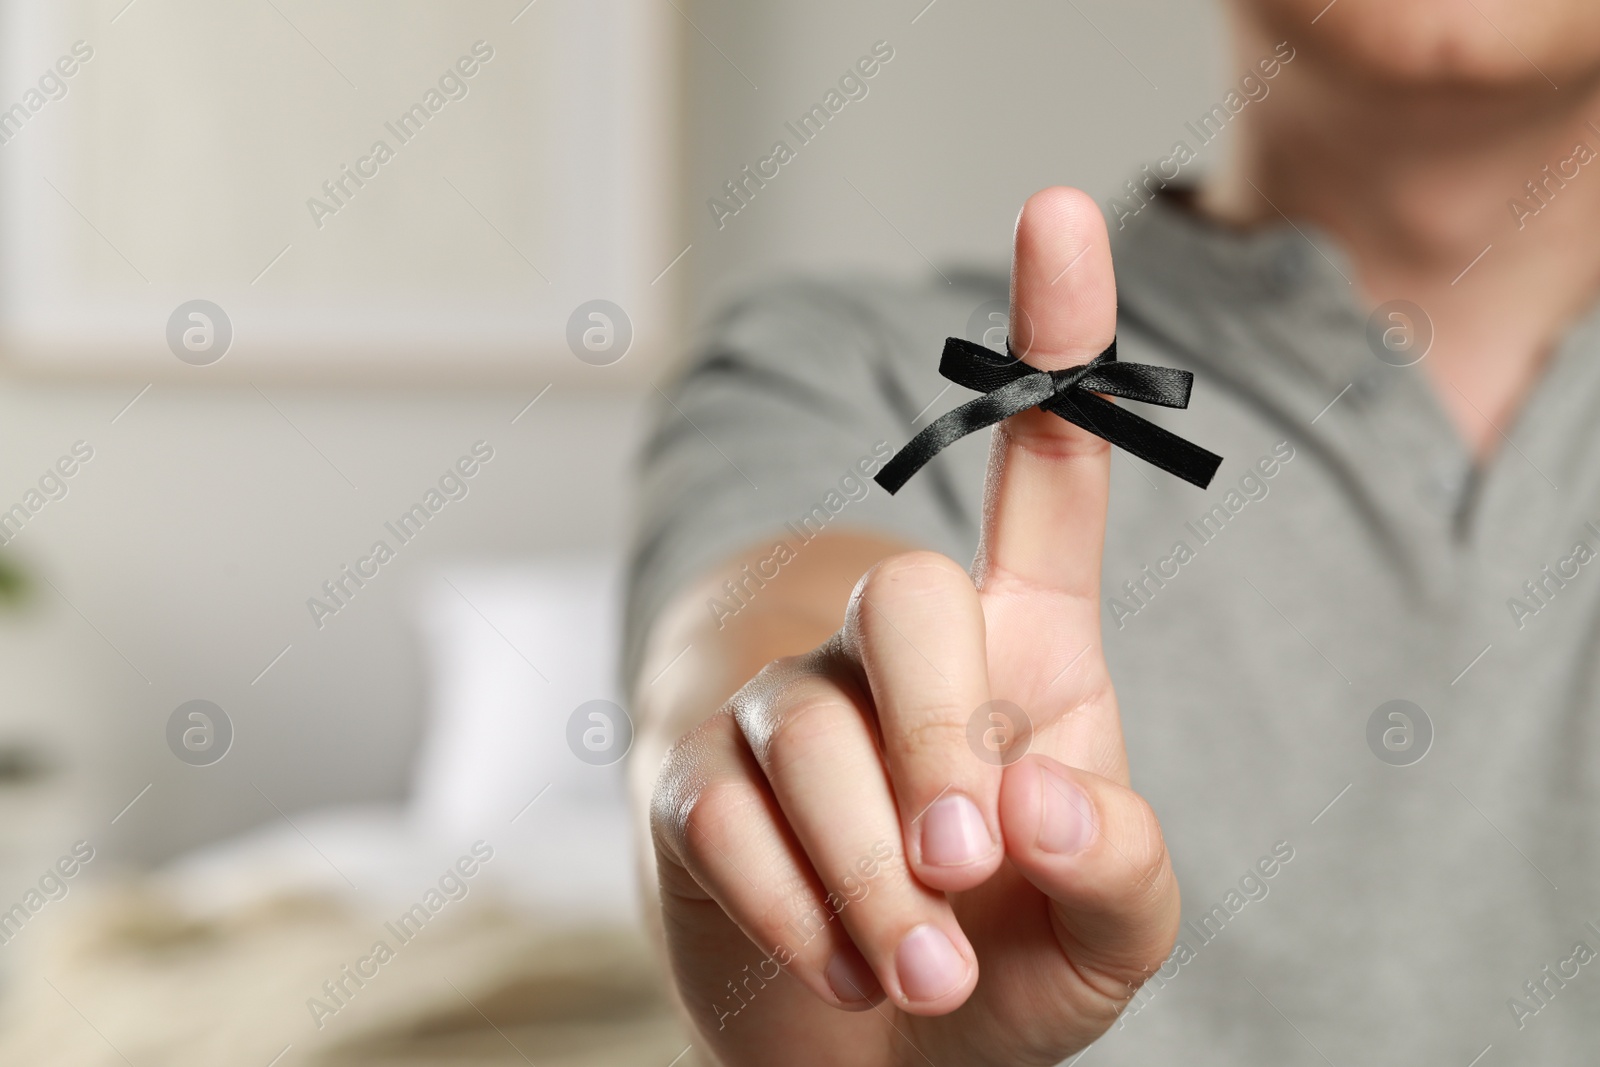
[973,186,1118,602]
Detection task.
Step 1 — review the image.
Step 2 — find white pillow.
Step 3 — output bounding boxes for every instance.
[156,557,640,927]
[405,557,637,922]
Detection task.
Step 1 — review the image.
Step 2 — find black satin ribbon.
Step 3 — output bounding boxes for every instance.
[875,336,1222,494]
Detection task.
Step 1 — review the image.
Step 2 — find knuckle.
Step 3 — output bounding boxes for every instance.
[650,713,740,853]
[736,656,807,714]
[894,715,970,761]
[649,742,699,851]
[732,648,854,749]
[677,776,761,869]
[755,868,823,927]
[866,852,917,896]
[757,879,844,954]
[857,550,970,606]
[754,652,808,683]
[762,690,856,770]
[1064,955,1152,1019]
[847,551,977,657]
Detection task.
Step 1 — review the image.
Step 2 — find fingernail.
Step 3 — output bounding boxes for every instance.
[919,794,994,867]
[894,924,968,1002]
[825,951,880,1004]
[1038,765,1094,855]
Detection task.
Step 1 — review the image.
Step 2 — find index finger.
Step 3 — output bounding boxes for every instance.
[972,186,1117,602]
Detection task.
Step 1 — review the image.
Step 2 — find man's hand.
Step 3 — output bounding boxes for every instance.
[647,188,1181,1067]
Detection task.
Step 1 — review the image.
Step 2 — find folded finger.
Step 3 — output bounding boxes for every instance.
[653,708,883,1013]
[738,659,980,1014]
[842,551,1003,892]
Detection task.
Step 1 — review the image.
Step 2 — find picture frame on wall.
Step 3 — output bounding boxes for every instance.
[0,0,680,382]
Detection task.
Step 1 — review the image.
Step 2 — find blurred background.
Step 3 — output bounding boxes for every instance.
[0,0,1225,1062]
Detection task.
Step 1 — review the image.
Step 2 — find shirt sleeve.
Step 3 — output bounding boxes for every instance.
[621,272,998,687]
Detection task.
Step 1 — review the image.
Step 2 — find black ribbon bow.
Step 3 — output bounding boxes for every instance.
[874,336,1222,495]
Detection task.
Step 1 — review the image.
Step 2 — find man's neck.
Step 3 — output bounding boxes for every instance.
[1198,35,1600,456]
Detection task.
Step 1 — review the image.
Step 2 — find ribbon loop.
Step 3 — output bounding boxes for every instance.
[875,336,1222,495]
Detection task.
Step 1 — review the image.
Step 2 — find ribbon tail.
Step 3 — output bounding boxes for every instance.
[1044,390,1222,489]
[875,374,1054,494]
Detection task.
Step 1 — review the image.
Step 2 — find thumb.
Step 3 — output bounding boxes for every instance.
[1000,754,1180,996]
[974,187,1117,601]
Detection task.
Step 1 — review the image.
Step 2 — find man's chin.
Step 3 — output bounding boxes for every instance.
[1233,0,1600,93]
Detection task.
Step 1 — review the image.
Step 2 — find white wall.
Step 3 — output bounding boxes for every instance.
[681,0,1227,314]
[0,381,644,873]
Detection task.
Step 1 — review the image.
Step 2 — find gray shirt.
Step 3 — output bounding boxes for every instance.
[626,190,1600,1063]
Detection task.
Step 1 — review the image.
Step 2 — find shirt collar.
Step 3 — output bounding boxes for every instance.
[1110,185,1371,394]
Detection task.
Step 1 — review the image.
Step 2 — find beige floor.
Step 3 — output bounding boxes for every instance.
[0,882,698,1067]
